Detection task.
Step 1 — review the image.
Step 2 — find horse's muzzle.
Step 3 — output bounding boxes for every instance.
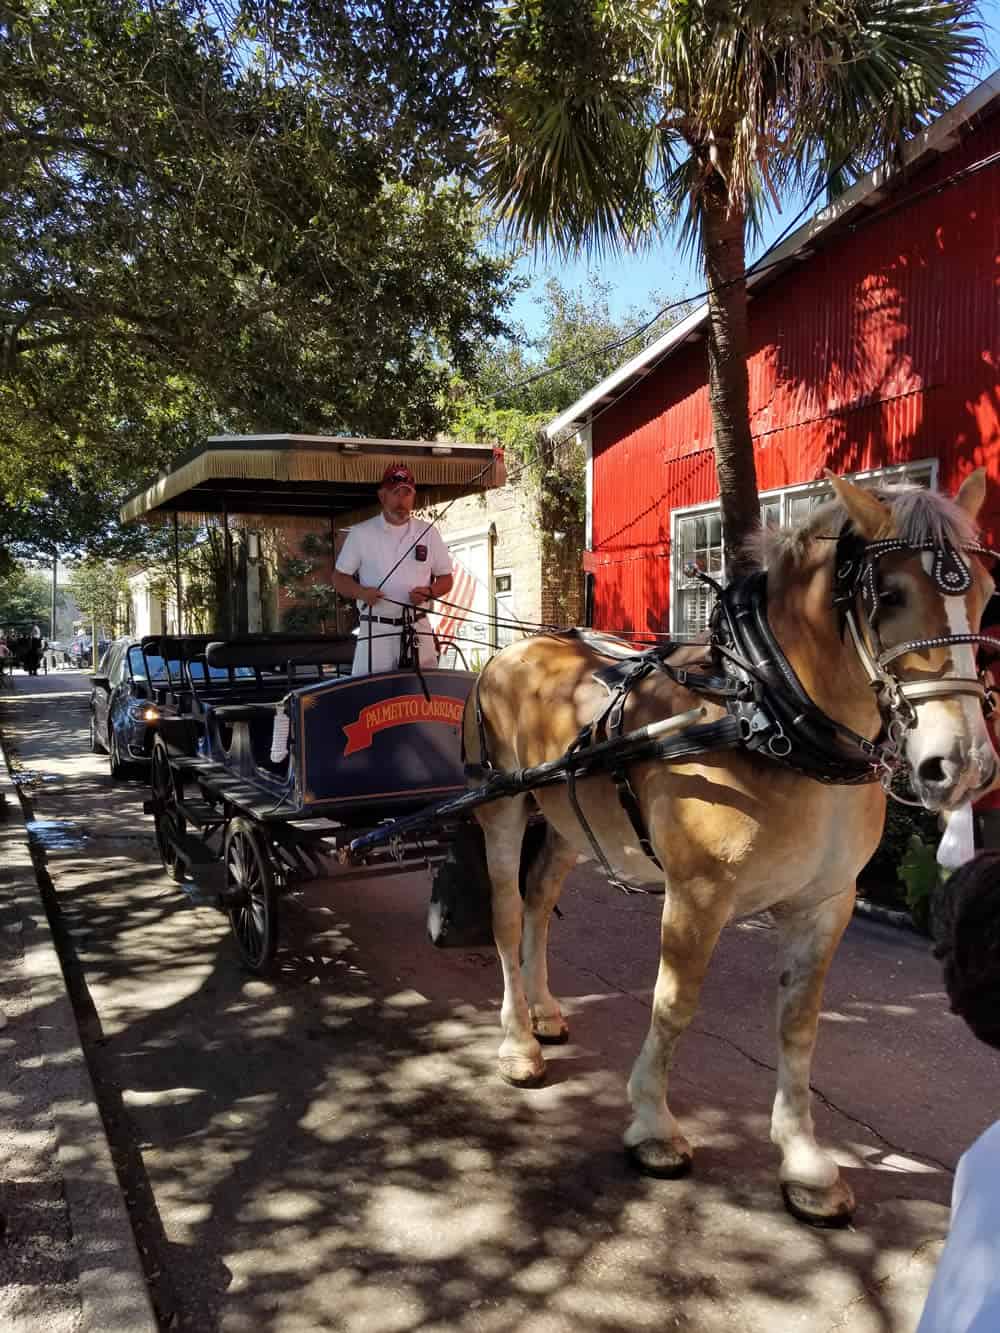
[912,745,997,811]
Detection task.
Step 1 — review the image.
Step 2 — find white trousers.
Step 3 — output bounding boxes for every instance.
[350,621,439,676]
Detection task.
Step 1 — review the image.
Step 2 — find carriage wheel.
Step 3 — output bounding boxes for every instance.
[151,739,187,883]
[88,710,106,754]
[224,817,278,973]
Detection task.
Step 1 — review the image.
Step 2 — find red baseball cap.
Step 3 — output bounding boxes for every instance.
[380,463,416,489]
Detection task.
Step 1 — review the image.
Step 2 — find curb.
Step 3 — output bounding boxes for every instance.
[854,894,922,934]
[0,713,158,1332]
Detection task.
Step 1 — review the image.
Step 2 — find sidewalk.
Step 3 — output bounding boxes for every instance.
[0,674,157,1333]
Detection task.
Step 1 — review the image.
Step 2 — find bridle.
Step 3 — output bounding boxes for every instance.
[832,526,1000,799]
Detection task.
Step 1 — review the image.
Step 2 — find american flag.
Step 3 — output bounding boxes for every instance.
[431,555,481,647]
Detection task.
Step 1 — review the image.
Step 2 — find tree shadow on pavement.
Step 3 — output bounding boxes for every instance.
[35,848,959,1333]
[1,672,974,1333]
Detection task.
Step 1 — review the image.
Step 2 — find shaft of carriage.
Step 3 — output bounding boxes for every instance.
[344,704,715,861]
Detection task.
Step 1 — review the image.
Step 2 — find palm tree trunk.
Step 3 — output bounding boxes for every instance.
[701,193,760,577]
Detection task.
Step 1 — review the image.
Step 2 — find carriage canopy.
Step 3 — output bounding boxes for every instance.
[120,434,506,527]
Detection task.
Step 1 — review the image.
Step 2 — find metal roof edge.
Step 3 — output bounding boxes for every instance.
[545,302,710,438]
[544,67,1000,440]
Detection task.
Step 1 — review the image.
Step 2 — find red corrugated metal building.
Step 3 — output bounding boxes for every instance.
[546,72,1000,638]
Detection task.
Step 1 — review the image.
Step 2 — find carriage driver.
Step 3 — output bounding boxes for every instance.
[332,463,454,676]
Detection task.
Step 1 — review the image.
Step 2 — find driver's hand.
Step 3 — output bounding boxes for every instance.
[359,586,383,605]
[409,585,432,605]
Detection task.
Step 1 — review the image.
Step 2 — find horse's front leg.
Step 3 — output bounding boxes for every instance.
[625,879,733,1177]
[478,795,546,1087]
[521,826,577,1044]
[771,888,856,1226]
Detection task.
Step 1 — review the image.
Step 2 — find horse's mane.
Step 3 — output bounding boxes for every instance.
[749,484,979,571]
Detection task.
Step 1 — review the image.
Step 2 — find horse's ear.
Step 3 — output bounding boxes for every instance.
[955,467,986,521]
[823,470,891,539]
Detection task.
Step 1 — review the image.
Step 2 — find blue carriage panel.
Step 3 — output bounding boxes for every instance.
[293,670,476,807]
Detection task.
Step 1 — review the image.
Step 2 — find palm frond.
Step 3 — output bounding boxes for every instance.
[483,0,986,260]
[480,0,659,256]
[481,84,657,257]
[782,1,984,192]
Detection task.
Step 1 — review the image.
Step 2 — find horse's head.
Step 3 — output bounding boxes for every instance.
[827,470,997,811]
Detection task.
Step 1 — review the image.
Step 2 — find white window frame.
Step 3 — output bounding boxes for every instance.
[492,568,517,651]
[669,458,939,636]
[581,423,594,551]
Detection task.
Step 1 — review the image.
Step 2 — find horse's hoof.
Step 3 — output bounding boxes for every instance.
[781,1178,855,1228]
[626,1138,693,1179]
[533,1022,569,1045]
[498,1055,546,1088]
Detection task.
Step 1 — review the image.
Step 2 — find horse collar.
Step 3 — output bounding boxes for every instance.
[710,571,883,785]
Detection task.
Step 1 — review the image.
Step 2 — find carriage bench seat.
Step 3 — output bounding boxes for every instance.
[209,700,286,778]
[206,635,355,671]
[211,702,281,724]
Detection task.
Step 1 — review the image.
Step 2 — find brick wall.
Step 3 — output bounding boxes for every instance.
[432,485,543,628]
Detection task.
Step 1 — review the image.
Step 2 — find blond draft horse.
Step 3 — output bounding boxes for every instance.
[463,471,997,1225]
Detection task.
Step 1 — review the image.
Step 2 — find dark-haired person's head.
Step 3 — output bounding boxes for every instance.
[933,851,1000,1049]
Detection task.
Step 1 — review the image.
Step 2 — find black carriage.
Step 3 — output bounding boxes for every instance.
[122,434,506,970]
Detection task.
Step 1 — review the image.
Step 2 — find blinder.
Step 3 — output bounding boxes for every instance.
[832,521,1000,729]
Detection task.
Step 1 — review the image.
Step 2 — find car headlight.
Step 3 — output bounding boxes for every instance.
[131,704,159,722]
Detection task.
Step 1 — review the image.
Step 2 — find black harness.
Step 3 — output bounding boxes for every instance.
[709,569,884,784]
[468,531,999,892]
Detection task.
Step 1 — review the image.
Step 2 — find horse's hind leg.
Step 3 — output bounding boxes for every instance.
[771,889,856,1226]
[477,794,546,1087]
[625,880,733,1177]
[521,824,577,1044]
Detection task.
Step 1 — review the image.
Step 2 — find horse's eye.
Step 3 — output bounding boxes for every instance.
[879,586,905,610]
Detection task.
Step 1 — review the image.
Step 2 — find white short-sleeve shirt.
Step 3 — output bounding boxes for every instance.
[335,514,451,619]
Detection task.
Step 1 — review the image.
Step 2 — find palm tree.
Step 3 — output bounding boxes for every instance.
[481,0,983,572]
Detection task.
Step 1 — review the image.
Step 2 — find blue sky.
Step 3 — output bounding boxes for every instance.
[508,3,1000,338]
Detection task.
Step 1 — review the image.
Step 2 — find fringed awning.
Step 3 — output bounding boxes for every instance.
[121,435,506,526]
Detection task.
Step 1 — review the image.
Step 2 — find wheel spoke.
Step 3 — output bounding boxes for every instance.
[230,840,247,888]
[225,823,275,971]
[152,747,186,877]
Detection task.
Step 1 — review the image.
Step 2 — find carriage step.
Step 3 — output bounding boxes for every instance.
[169,755,216,773]
[177,798,223,826]
[172,830,224,874]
